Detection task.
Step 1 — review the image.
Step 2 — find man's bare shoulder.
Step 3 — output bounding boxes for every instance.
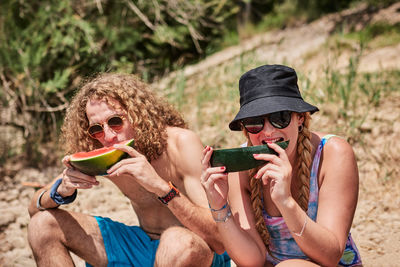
[166,126,202,149]
[165,127,203,174]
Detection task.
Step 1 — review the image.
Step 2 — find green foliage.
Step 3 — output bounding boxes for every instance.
[0,0,101,167]
[0,0,241,167]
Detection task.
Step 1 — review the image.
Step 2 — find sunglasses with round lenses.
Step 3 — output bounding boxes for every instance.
[241,111,292,134]
[87,115,125,139]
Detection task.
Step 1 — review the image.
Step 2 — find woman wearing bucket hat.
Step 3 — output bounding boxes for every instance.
[201,65,362,266]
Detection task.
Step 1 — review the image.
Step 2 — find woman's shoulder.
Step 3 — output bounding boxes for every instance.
[313,132,358,187]
[312,132,351,146]
[312,132,356,162]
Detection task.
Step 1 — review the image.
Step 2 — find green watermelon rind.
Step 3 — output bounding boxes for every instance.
[70,139,135,176]
[210,140,289,173]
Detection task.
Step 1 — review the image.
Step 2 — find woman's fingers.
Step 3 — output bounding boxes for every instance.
[201,165,226,183]
[266,142,289,162]
[253,153,280,165]
[201,146,213,169]
[201,146,226,185]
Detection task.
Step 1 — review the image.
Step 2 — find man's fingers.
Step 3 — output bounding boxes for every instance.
[106,156,142,173]
[64,168,98,185]
[113,144,141,157]
[62,155,74,168]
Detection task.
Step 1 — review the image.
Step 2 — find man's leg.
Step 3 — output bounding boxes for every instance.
[28,209,107,267]
[154,226,214,267]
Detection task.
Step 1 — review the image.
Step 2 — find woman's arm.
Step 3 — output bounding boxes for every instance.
[201,145,267,266]
[219,171,268,267]
[276,137,359,266]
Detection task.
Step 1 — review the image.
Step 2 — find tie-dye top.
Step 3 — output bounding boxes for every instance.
[263,135,362,266]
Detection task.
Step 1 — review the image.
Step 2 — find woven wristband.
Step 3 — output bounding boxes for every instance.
[49,178,78,205]
[158,182,180,205]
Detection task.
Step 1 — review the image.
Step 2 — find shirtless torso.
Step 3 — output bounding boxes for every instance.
[110,127,206,239]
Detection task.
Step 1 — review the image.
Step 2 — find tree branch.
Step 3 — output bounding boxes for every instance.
[125,0,155,30]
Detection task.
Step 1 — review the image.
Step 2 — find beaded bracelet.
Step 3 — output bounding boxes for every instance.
[209,203,228,212]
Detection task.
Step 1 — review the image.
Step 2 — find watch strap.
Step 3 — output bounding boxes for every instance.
[158,181,180,205]
[49,178,78,205]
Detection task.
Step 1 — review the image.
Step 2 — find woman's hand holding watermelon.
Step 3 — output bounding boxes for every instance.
[200,146,229,210]
[253,142,293,206]
[57,155,100,197]
[106,144,169,196]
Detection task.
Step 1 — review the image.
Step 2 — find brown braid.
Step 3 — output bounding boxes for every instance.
[296,113,313,212]
[244,112,313,255]
[244,130,275,257]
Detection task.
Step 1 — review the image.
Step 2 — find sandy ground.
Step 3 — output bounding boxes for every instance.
[1,3,400,267]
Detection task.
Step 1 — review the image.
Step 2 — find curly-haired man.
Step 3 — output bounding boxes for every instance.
[28,73,230,267]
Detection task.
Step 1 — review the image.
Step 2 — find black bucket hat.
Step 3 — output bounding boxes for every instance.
[229,64,319,131]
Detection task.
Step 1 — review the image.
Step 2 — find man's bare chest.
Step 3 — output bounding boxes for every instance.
[108,157,181,206]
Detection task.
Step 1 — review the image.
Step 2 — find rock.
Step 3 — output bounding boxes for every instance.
[0,211,16,227]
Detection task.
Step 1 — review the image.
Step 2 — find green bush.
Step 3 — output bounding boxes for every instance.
[0,0,242,166]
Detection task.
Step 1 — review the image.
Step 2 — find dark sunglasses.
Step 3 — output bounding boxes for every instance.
[87,115,125,139]
[241,111,292,134]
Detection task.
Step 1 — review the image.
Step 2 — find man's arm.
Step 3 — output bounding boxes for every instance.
[28,176,63,217]
[166,128,225,253]
[28,156,99,217]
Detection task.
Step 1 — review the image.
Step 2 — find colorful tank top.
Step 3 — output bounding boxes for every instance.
[263,135,362,266]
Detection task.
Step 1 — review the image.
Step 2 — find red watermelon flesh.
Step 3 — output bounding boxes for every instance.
[70,139,135,176]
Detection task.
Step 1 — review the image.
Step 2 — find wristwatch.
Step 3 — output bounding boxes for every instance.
[158,181,180,205]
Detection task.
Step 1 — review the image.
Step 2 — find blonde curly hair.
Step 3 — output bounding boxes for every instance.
[245,112,312,255]
[61,73,187,161]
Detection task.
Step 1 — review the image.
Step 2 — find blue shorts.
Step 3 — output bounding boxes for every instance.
[86,216,230,267]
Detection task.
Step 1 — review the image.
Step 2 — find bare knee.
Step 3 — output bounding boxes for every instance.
[155,227,213,267]
[28,210,63,250]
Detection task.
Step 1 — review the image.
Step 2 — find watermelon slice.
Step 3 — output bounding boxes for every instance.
[70,139,135,176]
[210,140,289,172]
